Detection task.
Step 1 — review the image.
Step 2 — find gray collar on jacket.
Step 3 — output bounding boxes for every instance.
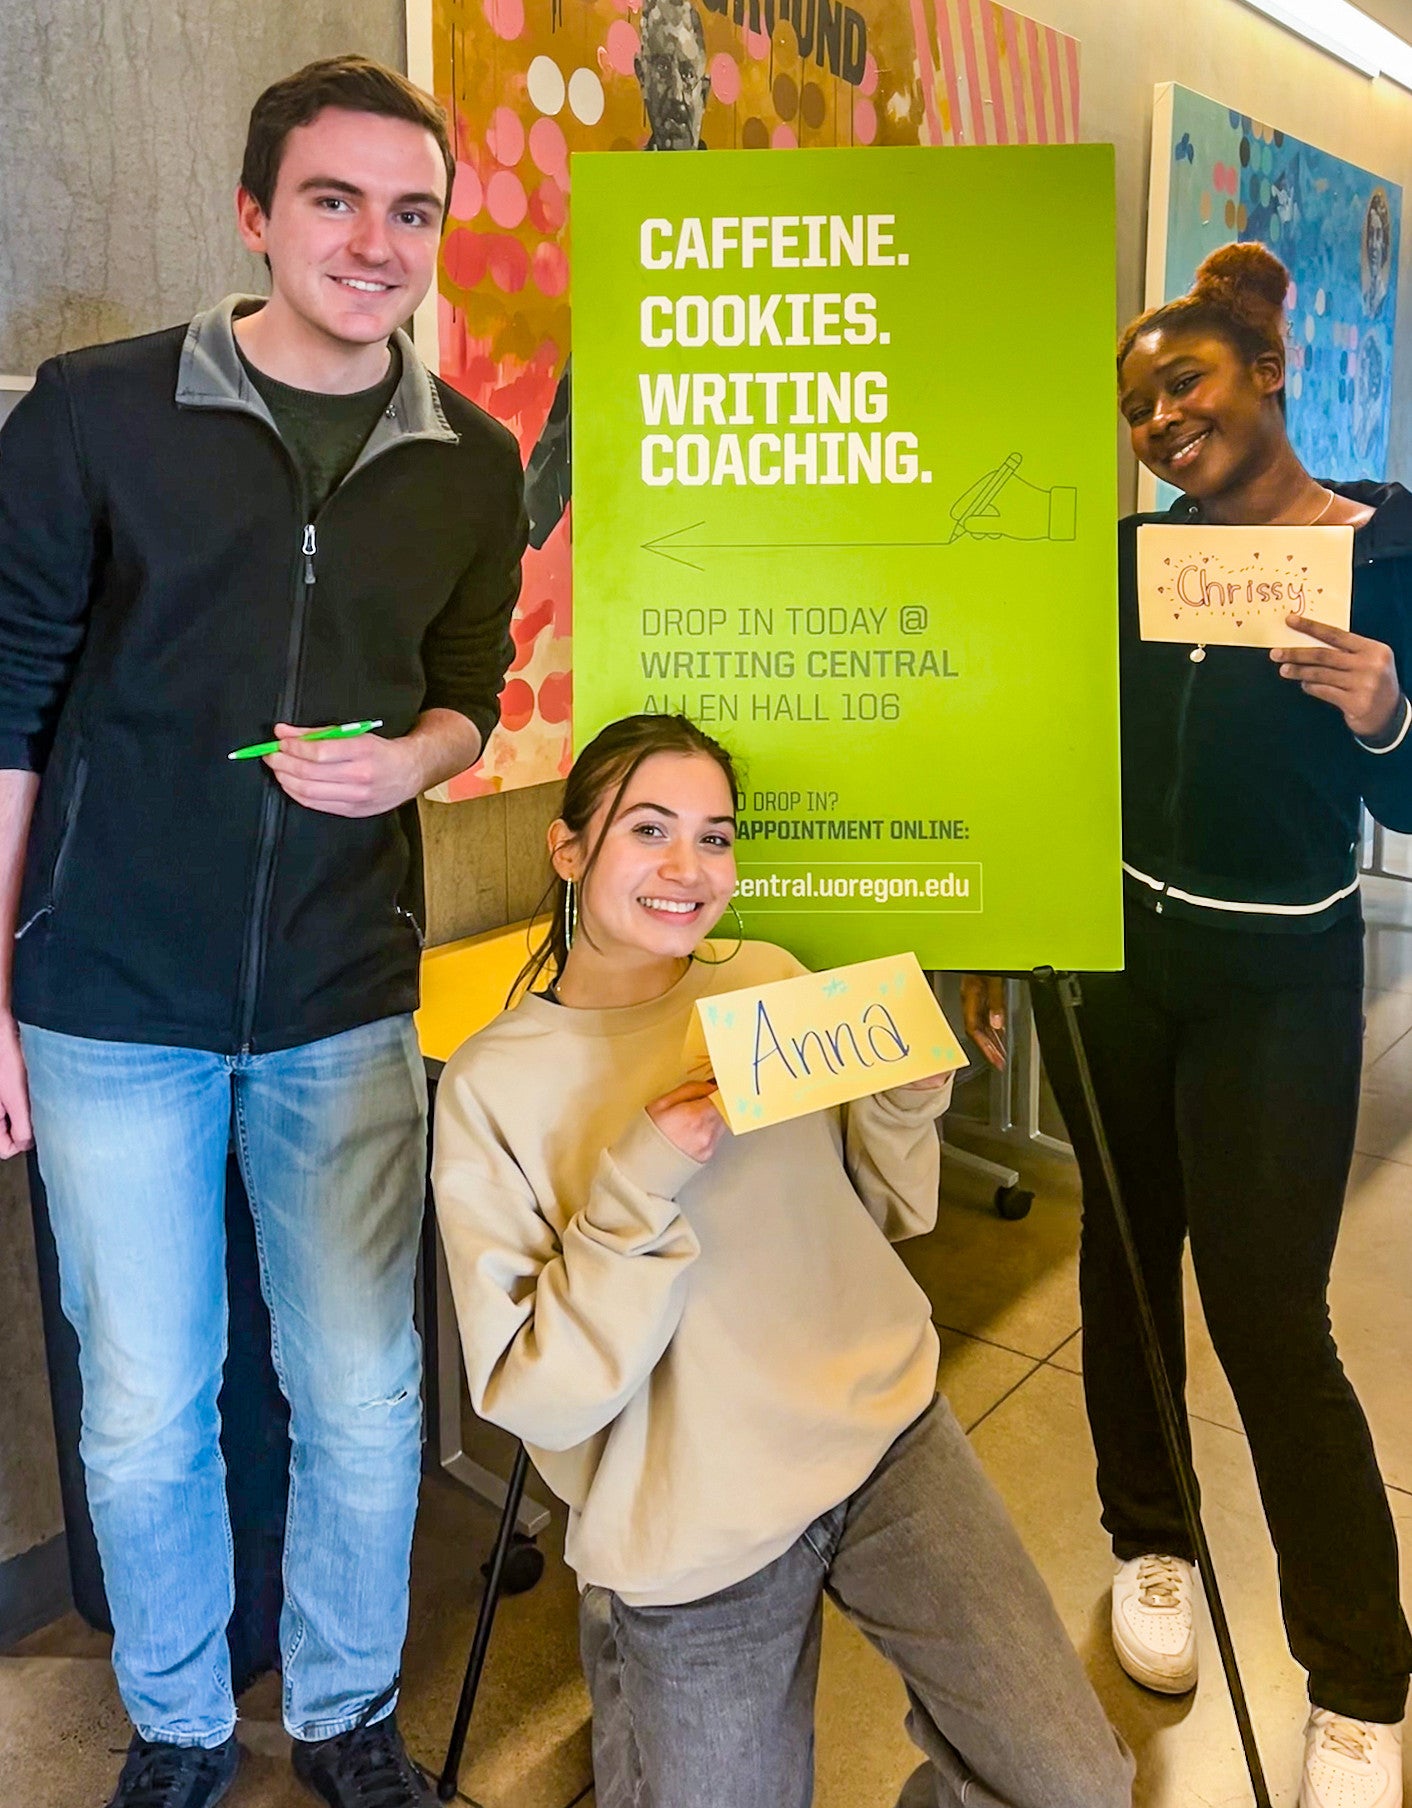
[174,295,460,471]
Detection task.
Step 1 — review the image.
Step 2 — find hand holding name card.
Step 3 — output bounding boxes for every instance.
[1271,615,1404,742]
[647,1079,732,1164]
[687,953,967,1136]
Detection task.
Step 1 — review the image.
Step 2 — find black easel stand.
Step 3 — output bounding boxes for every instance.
[437,1442,532,1802]
[1038,969,1272,1808]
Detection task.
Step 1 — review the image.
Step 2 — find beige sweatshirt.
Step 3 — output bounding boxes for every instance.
[431,940,950,1606]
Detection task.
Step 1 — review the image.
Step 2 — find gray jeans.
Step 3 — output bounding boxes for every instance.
[580,1396,1133,1808]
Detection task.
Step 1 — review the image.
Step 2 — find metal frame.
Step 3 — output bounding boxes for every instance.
[1362,816,1412,884]
[1011,982,1073,1157]
[944,977,1073,1162]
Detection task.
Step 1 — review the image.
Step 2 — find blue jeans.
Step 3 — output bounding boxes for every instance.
[21,1016,428,1748]
[580,1398,1133,1808]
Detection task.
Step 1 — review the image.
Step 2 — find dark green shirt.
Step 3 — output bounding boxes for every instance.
[239,343,403,516]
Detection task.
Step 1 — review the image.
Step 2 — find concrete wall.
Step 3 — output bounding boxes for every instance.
[0,2,403,371]
[4,0,1412,1605]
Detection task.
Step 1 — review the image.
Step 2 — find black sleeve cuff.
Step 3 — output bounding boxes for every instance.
[0,731,45,773]
[1356,693,1412,754]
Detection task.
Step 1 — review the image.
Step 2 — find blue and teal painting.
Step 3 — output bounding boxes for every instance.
[1153,85,1399,500]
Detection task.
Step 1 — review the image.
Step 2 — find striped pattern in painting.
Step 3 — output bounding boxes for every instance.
[912,0,1081,147]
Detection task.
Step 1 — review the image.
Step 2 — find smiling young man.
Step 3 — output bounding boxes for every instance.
[0,56,525,1808]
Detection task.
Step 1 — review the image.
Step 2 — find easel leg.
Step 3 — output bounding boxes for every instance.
[1040,969,1272,1808]
[437,1443,532,1802]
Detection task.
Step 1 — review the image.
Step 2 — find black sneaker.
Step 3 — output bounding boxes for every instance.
[106,1733,241,1807]
[292,1704,434,1807]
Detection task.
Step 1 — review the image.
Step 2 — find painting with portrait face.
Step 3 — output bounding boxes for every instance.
[1143,83,1401,510]
[407,0,1082,794]
[1363,187,1393,318]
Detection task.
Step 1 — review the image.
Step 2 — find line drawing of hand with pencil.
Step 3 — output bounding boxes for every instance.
[947,452,1078,543]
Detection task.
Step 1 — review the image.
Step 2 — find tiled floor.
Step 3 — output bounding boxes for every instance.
[5,877,1412,1806]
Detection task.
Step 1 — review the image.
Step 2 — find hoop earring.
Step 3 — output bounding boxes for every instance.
[699,898,746,966]
[563,879,578,952]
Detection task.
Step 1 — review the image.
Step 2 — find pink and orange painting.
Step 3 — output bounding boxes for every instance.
[407,0,1080,797]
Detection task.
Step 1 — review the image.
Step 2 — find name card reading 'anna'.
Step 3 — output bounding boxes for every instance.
[1137,524,1353,647]
[686,952,967,1135]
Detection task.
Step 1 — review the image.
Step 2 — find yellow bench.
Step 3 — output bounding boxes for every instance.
[415,918,544,1064]
[416,920,741,1064]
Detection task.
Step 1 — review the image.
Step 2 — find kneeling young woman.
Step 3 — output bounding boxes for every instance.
[433,713,1131,1808]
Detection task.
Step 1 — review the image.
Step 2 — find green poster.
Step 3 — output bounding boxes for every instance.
[572,145,1122,971]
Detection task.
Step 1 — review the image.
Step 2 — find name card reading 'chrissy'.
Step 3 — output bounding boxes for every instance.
[1137,524,1353,647]
[686,952,967,1135]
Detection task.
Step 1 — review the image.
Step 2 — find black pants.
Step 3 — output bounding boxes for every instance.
[1032,903,1411,1722]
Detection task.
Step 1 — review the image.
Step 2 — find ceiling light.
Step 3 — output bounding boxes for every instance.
[1238,0,1412,88]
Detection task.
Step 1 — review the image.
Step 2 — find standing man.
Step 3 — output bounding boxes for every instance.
[0,56,525,1808]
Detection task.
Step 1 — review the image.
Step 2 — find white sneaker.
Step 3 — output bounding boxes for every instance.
[1110,1553,1198,1694]
[1299,1710,1403,1808]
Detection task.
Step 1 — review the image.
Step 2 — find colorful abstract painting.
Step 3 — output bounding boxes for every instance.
[407,0,1081,795]
[1143,83,1401,509]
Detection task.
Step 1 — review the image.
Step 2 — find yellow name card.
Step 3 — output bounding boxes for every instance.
[1137,524,1352,647]
[687,952,967,1135]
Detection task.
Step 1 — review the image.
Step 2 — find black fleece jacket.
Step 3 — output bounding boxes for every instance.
[1118,482,1412,932]
[0,299,526,1053]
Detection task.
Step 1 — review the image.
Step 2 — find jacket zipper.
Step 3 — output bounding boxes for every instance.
[235,522,317,1051]
[395,903,425,948]
[1154,657,1202,914]
[14,754,89,940]
[49,753,89,907]
[201,372,433,1054]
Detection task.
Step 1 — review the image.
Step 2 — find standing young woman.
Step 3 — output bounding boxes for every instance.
[966,244,1412,1807]
[434,714,1132,1808]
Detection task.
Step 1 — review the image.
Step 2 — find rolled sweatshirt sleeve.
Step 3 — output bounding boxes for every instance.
[432,1065,703,1453]
[0,360,100,772]
[842,1073,953,1242]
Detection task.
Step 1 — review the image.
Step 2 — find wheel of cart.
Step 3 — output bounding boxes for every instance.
[484,1531,544,1596]
[994,1183,1034,1221]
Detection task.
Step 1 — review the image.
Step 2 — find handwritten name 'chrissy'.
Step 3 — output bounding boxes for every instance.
[752,996,911,1094]
[1176,564,1308,612]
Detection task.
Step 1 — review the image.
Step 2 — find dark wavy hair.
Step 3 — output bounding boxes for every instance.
[513,714,741,1002]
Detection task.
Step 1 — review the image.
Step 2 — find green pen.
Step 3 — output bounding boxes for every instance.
[227,719,383,761]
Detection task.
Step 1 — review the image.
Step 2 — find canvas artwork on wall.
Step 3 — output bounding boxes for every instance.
[406,0,1081,797]
[1142,83,1401,510]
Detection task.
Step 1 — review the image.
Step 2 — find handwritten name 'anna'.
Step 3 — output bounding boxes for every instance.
[752,996,910,1093]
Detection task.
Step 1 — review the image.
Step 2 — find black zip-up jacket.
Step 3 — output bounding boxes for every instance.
[0,298,526,1053]
[1119,481,1412,931]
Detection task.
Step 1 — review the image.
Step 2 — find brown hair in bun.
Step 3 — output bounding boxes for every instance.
[1118,241,1291,377]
